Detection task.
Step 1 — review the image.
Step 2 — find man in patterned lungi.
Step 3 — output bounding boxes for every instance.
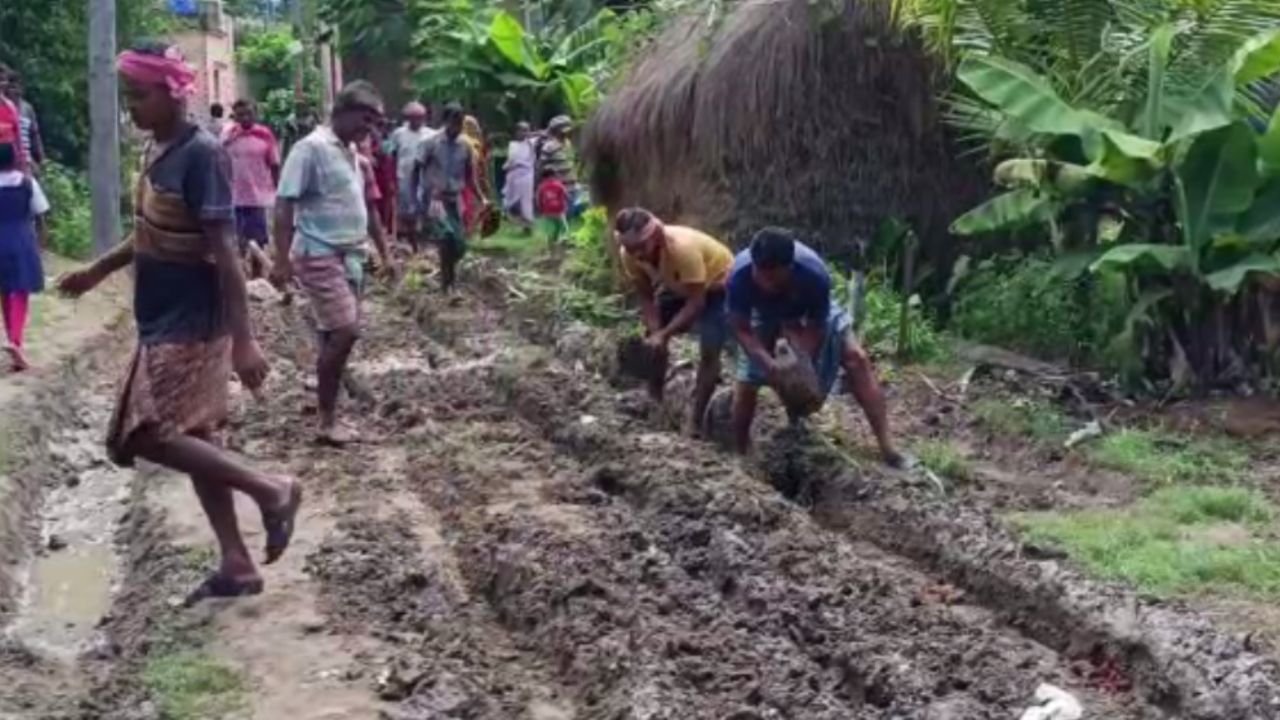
[57,42,301,605]
[272,81,394,446]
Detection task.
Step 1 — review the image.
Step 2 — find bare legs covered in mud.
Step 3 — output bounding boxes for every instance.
[648,342,722,435]
[316,325,360,444]
[133,432,300,601]
[731,336,899,464]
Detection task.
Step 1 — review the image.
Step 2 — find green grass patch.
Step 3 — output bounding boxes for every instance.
[472,225,543,258]
[1087,429,1249,485]
[971,397,1067,442]
[1016,485,1280,597]
[914,439,973,482]
[142,650,246,720]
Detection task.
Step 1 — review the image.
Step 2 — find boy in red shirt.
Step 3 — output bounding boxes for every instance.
[536,167,569,246]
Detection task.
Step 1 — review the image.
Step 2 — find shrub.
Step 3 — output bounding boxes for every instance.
[40,162,93,259]
[831,266,949,364]
[565,206,615,295]
[950,254,1126,366]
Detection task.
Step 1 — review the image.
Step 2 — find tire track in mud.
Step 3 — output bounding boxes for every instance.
[331,286,1149,719]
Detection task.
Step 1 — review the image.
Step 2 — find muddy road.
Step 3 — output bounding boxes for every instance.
[1,260,1277,719]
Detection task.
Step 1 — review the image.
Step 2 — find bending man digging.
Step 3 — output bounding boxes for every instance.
[727,227,904,467]
[615,208,735,434]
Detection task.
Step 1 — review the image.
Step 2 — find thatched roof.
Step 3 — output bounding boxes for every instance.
[582,0,987,265]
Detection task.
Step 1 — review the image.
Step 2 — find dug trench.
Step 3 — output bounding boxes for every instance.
[1,258,1277,719]
[384,262,1280,718]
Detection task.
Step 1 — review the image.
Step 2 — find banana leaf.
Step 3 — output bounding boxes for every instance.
[488,11,546,79]
[1231,29,1280,88]
[1089,243,1191,274]
[950,188,1053,235]
[1241,179,1280,244]
[1175,123,1260,251]
[1140,24,1175,140]
[1204,254,1280,294]
[1261,107,1280,179]
[956,55,1095,137]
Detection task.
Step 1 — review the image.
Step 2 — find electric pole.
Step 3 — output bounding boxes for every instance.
[88,0,121,256]
[292,0,305,105]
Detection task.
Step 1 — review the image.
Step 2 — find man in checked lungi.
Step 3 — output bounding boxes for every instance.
[272,81,395,445]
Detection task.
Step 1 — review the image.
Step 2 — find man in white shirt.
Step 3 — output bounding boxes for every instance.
[386,101,436,253]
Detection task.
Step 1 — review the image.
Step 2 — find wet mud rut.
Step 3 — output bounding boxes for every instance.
[0,267,1276,719]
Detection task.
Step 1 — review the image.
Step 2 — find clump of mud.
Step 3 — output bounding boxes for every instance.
[770,339,824,418]
[305,514,457,634]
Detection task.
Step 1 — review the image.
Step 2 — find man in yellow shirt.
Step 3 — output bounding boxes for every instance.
[616,207,735,434]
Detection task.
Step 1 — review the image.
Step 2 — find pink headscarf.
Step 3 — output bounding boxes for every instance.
[116,46,197,100]
[618,215,663,249]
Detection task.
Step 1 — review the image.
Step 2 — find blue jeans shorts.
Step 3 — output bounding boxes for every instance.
[736,305,854,394]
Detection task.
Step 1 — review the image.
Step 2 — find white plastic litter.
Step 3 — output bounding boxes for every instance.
[1019,684,1084,720]
[1064,420,1103,449]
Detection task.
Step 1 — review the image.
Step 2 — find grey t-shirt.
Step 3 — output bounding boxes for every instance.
[146,126,235,223]
[417,133,472,198]
[134,125,234,344]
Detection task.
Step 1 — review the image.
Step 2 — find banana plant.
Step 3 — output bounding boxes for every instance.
[947,21,1280,385]
[411,6,617,129]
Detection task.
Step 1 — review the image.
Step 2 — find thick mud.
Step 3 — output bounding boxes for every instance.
[294,273,1154,719]
[2,257,1278,719]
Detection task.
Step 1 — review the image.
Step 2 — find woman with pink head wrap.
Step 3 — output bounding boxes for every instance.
[55,41,302,606]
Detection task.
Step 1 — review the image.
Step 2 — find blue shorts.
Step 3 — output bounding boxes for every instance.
[234,206,269,247]
[737,305,854,395]
[658,290,729,350]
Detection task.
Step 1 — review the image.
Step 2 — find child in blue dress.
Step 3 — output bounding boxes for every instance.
[0,142,47,371]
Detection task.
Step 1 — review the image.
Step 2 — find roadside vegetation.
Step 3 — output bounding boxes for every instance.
[1017,486,1280,597]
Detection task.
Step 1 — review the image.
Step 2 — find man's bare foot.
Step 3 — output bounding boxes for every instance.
[317,421,360,446]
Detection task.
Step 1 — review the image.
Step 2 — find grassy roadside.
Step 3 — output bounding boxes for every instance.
[1016,486,1280,598]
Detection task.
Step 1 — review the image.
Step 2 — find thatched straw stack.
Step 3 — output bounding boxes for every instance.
[583,0,986,264]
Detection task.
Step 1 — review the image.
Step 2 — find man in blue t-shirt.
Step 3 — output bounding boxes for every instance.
[726,227,901,465]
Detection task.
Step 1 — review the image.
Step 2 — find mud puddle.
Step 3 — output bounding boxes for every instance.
[5,391,129,663]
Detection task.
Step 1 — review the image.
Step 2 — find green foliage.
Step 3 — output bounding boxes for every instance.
[565,206,613,294]
[1016,485,1280,597]
[1088,429,1250,484]
[409,5,630,129]
[472,224,542,258]
[237,27,304,96]
[324,0,661,130]
[971,397,1068,442]
[914,439,974,481]
[951,254,1128,364]
[936,0,1280,386]
[0,0,171,166]
[143,650,246,720]
[40,162,93,259]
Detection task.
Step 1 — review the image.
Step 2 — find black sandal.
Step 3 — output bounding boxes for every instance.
[263,479,303,565]
[183,572,264,607]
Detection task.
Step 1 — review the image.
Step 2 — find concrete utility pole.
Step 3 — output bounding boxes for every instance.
[292,0,305,104]
[88,0,121,256]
